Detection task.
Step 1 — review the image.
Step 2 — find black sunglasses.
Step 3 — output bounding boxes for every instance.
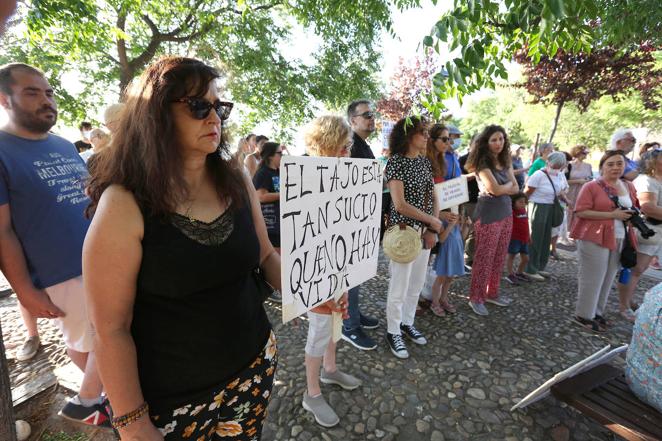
[174,97,233,120]
[355,111,375,120]
[434,136,451,143]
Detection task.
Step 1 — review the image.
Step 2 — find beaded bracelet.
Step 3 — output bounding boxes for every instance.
[111,401,149,429]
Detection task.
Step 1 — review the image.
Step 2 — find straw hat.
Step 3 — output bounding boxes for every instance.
[383,224,422,263]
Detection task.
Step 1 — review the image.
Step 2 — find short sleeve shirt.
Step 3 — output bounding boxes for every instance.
[633,174,662,211]
[0,131,91,289]
[527,170,568,204]
[384,154,434,229]
[623,157,638,178]
[527,158,546,176]
[252,165,280,235]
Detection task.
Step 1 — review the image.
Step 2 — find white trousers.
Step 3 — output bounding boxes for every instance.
[386,248,431,334]
[575,239,623,319]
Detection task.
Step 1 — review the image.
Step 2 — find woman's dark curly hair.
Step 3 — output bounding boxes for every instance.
[465,125,511,172]
[388,116,429,157]
[426,123,448,179]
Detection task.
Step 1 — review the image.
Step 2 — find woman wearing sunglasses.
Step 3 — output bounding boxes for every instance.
[84,57,280,440]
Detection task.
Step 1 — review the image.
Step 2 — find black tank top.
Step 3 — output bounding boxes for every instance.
[132,201,272,411]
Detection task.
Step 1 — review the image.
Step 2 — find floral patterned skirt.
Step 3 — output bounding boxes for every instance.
[150,331,277,440]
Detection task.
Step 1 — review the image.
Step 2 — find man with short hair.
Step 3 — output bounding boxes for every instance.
[341,99,379,350]
[0,63,108,427]
[74,121,93,153]
[610,128,639,181]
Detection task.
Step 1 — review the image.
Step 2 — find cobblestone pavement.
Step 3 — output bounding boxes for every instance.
[1,246,657,440]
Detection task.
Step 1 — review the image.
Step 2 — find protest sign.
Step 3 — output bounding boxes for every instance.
[435,175,469,211]
[280,157,383,323]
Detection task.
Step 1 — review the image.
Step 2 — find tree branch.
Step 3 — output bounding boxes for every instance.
[116,10,129,71]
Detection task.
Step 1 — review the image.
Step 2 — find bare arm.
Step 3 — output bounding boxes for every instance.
[244,174,280,291]
[388,180,442,233]
[255,188,280,204]
[244,154,258,177]
[638,192,662,220]
[0,204,64,317]
[478,169,518,196]
[576,209,632,221]
[83,186,162,440]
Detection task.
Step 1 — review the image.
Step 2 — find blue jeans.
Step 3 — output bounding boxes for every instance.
[343,286,361,330]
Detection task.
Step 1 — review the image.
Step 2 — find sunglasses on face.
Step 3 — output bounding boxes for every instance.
[274,151,283,156]
[355,111,375,120]
[434,136,451,143]
[174,97,233,120]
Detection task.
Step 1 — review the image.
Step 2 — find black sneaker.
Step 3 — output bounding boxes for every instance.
[359,314,379,329]
[386,332,409,359]
[400,323,427,345]
[268,289,282,303]
[59,397,112,428]
[341,327,377,350]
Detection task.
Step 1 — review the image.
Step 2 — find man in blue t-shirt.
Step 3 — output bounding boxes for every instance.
[0,63,109,427]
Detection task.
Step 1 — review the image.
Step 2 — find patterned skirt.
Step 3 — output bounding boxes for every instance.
[150,332,278,440]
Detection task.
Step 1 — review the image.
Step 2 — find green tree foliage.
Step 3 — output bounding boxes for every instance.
[458,84,662,151]
[424,0,662,105]
[0,0,421,128]
[514,46,662,142]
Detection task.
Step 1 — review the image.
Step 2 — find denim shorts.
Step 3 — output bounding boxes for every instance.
[508,239,529,255]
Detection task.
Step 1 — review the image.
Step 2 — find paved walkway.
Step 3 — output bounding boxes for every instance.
[1,247,657,440]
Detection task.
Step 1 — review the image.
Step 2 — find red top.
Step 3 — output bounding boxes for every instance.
[569,179,639,251]
[511,207,530,243]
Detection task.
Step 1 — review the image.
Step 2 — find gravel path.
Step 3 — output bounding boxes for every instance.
[2,246,656,440]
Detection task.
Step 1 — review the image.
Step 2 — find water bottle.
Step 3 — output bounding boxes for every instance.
[618,267,631,284]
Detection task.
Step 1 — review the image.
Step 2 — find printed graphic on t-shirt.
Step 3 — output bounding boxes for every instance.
[272,176,280,192]
[33,152,88,206]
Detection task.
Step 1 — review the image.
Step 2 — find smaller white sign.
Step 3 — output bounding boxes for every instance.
[435,176,469,211]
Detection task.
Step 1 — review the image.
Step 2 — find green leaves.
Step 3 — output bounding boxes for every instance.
[423,0,661,117]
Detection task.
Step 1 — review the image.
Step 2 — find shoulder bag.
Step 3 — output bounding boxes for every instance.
[542,171,564,228]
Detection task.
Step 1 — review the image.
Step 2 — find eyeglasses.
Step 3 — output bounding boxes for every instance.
[623,137,636,143]
[274,151,283,156]
[433,136,451,143]
[354,111,375,120]
[174,97,233,120]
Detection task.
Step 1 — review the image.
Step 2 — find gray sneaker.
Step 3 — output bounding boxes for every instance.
[485,296,512,307]
[17,336,40,362]
[302,392,339,427]
[469,301,489,316]
[320,369,361,390]
[538,270,552,278]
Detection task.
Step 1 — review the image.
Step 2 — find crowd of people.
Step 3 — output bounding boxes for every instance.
[1,53,661,441]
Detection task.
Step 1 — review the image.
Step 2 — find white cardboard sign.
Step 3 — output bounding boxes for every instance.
[435,175,469,210]
[279,157,383,323]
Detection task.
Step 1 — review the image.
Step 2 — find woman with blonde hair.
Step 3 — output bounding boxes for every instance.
[80,128,111,164]
[617,149,662,321]
[300,115,355,428]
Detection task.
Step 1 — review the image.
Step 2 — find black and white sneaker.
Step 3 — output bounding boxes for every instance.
[59,396,112,428]
[268,289,282,303]
[386,333,409,359]
[399,323,427,345]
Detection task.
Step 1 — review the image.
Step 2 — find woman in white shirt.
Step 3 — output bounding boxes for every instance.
[523,152,571,281]
[617,149,662,321]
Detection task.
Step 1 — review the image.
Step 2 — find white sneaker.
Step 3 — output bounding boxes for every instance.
[523,272,545,281]
[17,336,40,362]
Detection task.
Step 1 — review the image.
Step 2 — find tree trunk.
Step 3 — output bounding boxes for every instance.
[548,101,564,143]
[0,319,17,441]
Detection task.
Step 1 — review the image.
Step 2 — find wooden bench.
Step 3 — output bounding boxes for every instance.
[551,363,662,441]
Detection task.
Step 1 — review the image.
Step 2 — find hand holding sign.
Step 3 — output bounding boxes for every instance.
[280,157,383,323]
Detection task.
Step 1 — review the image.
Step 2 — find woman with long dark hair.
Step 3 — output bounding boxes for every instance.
[83,57,279,440]
[384,116,441,359]
[465,125,519,316]
[253,141,283,252]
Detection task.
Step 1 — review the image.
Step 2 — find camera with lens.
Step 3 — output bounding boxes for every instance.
[610,195,656,239]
